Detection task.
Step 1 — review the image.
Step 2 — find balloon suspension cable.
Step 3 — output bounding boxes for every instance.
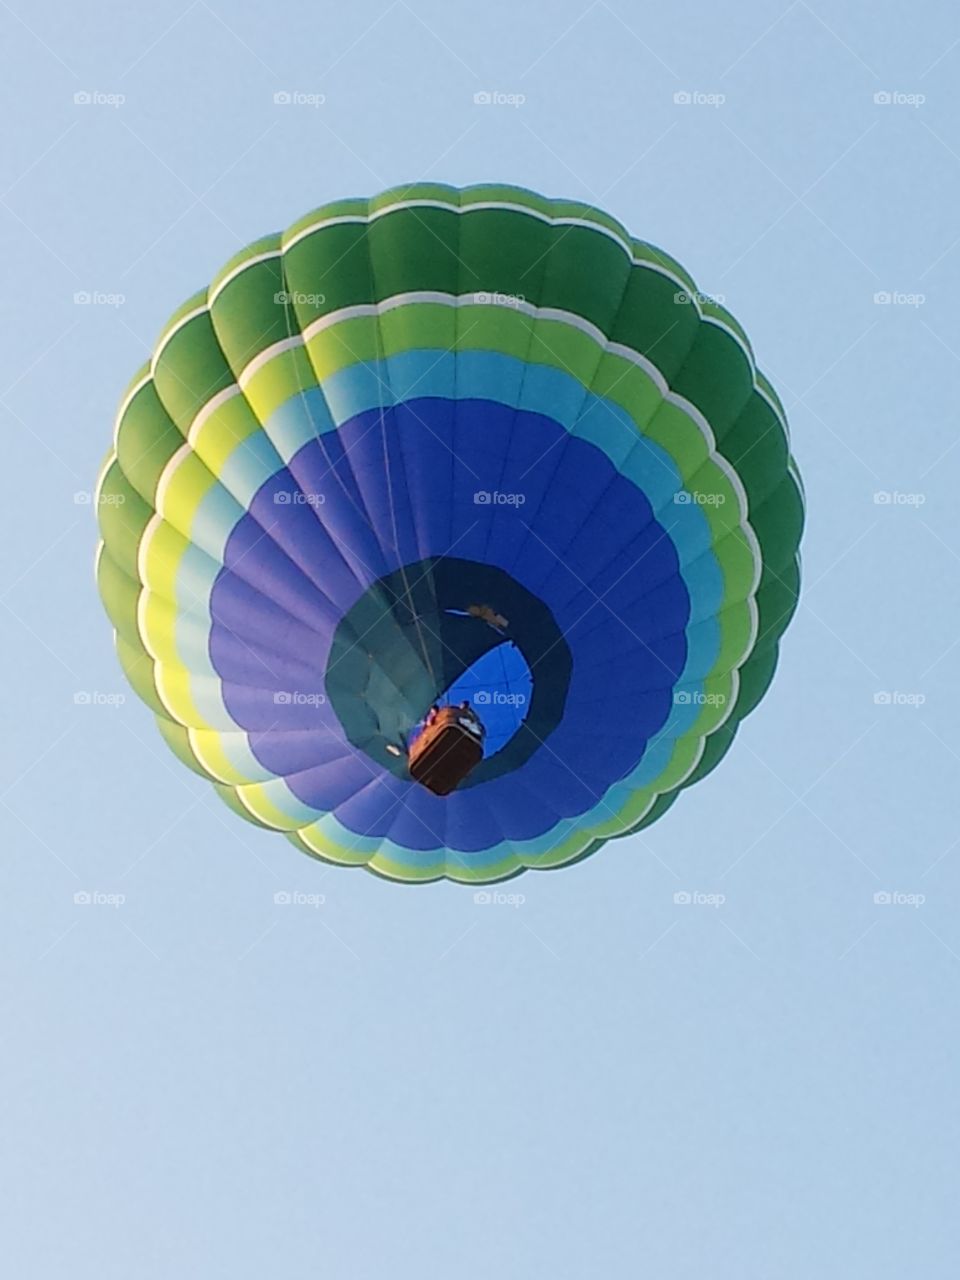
[374,365,437,695]
[277,263,380,549]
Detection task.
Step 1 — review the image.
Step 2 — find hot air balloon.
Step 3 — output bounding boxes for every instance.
[95,182,803,883]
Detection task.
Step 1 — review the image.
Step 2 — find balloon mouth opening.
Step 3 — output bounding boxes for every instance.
[325,557,572,787]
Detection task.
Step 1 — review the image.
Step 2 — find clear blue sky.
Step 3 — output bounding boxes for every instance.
[2,1,959,1275]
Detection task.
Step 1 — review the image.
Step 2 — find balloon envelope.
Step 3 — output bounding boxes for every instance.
[96,183,804,883]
